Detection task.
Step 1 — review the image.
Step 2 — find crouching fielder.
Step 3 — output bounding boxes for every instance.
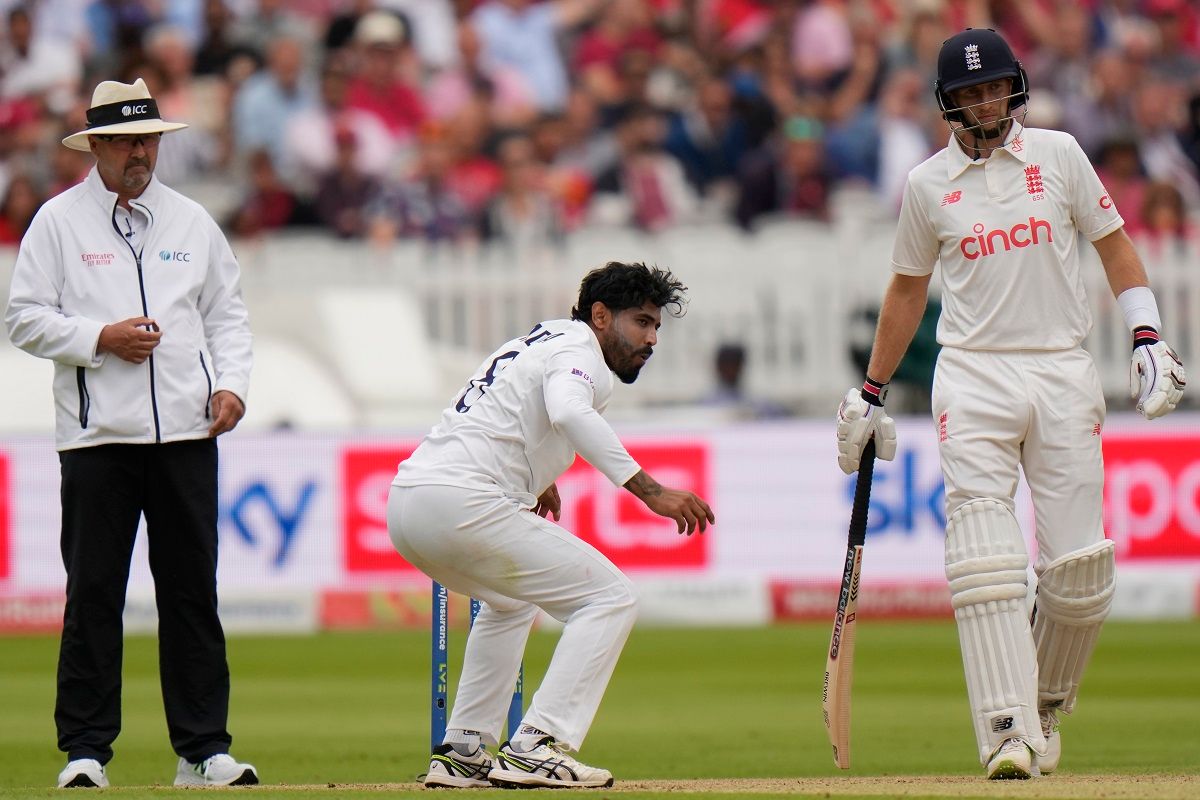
[835,28,1186,780]
[390,262,714,789]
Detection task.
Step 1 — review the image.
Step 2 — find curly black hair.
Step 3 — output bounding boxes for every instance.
[570,262,687,322]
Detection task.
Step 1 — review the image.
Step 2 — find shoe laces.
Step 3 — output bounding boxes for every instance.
[539,740,591,770]
[1040,709,1059,737]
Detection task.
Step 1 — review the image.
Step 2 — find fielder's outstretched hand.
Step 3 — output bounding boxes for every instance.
[624,470,714,535]
[1131,337,1186,420]
[836,386,897,474]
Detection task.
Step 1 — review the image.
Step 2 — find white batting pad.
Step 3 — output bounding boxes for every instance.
[945,499,1044,763]
[1033,539,1116,714]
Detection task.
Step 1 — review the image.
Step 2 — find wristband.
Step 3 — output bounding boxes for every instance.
[861,377,888,406]
[1117,286,1162,333]
[1132,326,1160,350]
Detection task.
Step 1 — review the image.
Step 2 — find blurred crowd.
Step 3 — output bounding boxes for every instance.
[0,0,1199,250]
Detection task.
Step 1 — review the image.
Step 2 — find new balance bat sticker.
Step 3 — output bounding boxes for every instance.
[822,439,875,770]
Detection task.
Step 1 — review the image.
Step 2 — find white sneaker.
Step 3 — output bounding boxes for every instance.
[1039,708,1061,774]
[174,753,259,786]
[424,744,493,788]
[490,738,613,788]
[986,737,1038,780]
[57,758,108,789]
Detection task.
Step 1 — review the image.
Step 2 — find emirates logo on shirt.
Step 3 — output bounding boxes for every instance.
[1025,164,1045,200]
[959,217,1054,260]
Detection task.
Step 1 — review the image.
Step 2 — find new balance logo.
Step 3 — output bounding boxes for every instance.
[991,716,1015,733]
[941,191,962,206]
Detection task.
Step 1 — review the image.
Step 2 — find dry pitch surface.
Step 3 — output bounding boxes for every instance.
[293,775,1199,799]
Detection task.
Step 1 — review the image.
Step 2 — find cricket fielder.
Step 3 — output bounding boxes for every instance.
[835,28,1186,779]
[389,261,714,789]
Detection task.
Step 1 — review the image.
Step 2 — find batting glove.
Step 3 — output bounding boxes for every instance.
[836,380,898,475]
[1130,327,1187,420]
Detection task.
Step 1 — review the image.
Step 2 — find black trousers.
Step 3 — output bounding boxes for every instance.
[56,439,232,765]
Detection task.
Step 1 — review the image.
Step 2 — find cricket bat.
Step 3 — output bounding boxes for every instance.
[822,438,876,769]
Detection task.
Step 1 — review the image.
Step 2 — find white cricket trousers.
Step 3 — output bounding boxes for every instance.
[387,483,638,751]
[932,346,1107,571]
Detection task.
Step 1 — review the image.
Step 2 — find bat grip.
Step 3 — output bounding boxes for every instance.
[848,439,875,548]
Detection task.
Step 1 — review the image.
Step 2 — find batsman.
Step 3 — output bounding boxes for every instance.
[835,28,1187,779]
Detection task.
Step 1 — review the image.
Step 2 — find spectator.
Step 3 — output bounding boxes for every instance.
[791,0,853,93]
[1144,0,1200,83]
[367,128,475,244]
[313,124,380,239]
[480,133,564,247]
[227,149,303,237]
[323,0,377,52]
[1138,181,1194,259]
[573,0,660,105]
[1065,48,1137,159]
[344,10,426,141]
[193,0,259,78]
[735,115,830,228]
[470,0,609,112]
[0,173,42,244]
[424,17,537,128]
[440,100,505,216]
[699,342,790,419]
[387,0,460,71]
[228,0,314,60]
[663,76,751,196]
[592,103,698,231]
[1132,80,1200,210]
[142,25,225,184]
[282,57,395,190]
[231,34,315,169]
[0,5,81,114]
[46,132,92,196]
[1095,136,1149,237]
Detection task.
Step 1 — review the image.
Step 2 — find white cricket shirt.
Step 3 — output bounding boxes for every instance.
[891,122,1124,350]
[393,319,641,502]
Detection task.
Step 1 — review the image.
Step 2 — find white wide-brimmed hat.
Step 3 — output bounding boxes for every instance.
[61,78,187,152]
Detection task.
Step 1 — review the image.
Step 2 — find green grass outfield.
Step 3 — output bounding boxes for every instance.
[1,621,1197,799]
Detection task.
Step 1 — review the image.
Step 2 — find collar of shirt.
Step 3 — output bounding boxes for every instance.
[84,166,167,213]
[946,120,1028,180]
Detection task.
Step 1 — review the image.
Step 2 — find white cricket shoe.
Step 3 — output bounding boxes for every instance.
[1039,708,1061,774]
[490,738,614,788]
[57,758,108,788]
[424,744,494,788]
[986,737,1038,780]
[174,753,259,786]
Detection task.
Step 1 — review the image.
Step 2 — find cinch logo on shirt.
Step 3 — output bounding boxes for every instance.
[959,217,1053,260]
[158,250,191,262]
[80,252,116,266]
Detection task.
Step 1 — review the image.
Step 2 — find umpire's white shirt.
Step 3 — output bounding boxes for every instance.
[5,168,252,451]
[891,122,1124,350]
[394,319,641,502]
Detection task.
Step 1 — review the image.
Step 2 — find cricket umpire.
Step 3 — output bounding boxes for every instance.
[4,78,257,788]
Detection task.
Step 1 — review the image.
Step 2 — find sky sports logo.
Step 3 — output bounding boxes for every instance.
[158,250,191,262]
[959,217,1053,261]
